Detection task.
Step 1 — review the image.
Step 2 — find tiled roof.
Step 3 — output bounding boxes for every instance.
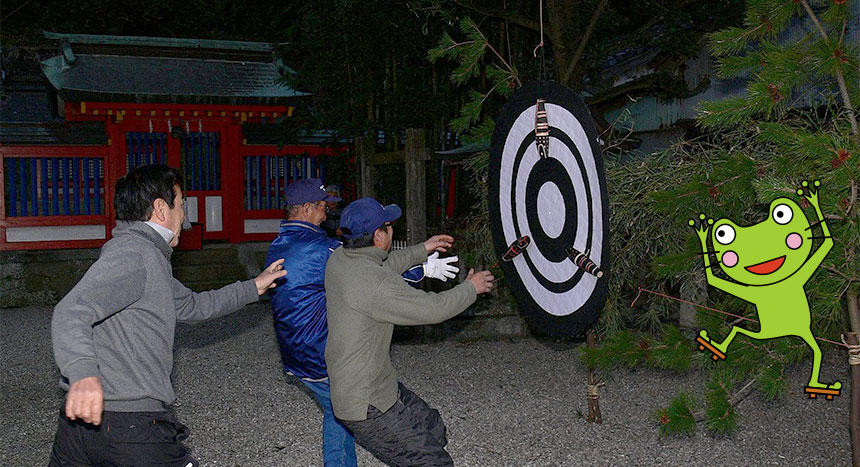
[40,32,307,105]
[42,54,306,104]
[0,121,107,145]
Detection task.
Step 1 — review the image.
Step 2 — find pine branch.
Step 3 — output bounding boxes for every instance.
[451,0,543,32]
[658,392,697,435]
[823,266,856,284]
[708,26,765,57]
[692,377,757,422]
[799,0,859,136]
[561,0,609,85]
[480,33,521,87]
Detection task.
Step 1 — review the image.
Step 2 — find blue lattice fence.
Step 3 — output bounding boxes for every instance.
[3,156,105,217]
[181,132,221,191]
[243,155,325,211]
[126,132,168,172]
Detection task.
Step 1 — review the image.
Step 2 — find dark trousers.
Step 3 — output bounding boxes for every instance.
[49,407,198,467]
[340,383,452,467]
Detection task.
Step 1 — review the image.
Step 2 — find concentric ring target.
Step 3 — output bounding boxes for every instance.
[489,81,610,337]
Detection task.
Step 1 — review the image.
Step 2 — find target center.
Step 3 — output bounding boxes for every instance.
[537,182,565,239]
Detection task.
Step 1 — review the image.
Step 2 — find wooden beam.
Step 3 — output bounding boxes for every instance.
[372,150,406,165]
[405,128,427,245]
[355,136,375,199]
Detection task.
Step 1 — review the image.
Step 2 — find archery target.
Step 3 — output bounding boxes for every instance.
[489,81,609,337]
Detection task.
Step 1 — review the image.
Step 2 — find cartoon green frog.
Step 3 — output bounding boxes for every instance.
[689,180,840,398]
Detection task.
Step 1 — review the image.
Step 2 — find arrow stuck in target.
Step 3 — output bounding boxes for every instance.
[534,99,550,159]
[502,235,531,262]
[566,246,604,278]
[488,235,531,269]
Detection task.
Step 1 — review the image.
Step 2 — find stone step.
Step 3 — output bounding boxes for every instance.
[171,247,240,266]
[394,315,528,343]
[171,245,248,286]
[172,264,247,283]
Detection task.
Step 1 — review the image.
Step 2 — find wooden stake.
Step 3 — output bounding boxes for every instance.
[586,329,602,423]
[846,332,859,467]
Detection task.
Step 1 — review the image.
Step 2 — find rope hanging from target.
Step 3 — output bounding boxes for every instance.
[532,0,544,58]
[532,0,548,83]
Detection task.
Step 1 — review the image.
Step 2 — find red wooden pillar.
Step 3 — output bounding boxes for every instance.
[167,126,181,169]
[0,148,6,244]
[224,122,245,243]
[105,119,125,239]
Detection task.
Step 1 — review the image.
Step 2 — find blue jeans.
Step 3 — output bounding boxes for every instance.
[300,379,357,467]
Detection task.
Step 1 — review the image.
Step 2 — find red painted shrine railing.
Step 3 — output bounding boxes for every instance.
[1,140,345,247]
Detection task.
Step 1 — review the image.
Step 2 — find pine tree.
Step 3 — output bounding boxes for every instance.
[697,0,858,331]
[623,0,858,434]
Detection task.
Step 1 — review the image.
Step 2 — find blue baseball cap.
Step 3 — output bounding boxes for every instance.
[340,197,401,239]
[284,178,341,205]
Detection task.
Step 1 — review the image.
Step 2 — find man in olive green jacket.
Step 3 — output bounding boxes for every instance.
[324,197,494,466]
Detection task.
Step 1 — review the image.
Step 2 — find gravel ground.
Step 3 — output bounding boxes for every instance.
[1,304,852,466]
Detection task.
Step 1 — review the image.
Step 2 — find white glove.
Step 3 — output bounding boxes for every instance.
[423,252,459,282]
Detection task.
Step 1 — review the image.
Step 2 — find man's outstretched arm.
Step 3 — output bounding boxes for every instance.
[173,259,286,323]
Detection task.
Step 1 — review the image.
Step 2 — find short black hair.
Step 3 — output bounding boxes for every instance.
[342,231,375,249]
[285,204,303,220]
[114,165,183,221]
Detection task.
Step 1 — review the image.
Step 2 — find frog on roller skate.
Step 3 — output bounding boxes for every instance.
[689,180,840,400]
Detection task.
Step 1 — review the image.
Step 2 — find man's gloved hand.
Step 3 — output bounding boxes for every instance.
[424,252,459,282]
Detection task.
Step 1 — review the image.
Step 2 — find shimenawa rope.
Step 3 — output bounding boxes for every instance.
[842,334,860,365]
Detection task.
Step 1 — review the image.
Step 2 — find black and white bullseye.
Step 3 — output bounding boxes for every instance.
[489,81,610,337]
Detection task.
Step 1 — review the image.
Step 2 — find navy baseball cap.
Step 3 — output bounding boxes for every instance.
[340,197,401,239]
[284,178,341,205]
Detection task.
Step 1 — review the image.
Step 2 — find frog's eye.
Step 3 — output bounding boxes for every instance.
[714,225,735,245]
[772,204,793,225]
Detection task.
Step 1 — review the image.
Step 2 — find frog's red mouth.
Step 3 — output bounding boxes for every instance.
[745,256,785,275]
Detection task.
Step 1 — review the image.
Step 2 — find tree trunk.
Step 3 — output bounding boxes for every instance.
[846,332,859,467]
[679,277,706,333]
[562,0,609,86]
[545,0,575,87]
[849,290,860,335]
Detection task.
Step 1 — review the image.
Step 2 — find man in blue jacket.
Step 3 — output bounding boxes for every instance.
[266,179,458,466]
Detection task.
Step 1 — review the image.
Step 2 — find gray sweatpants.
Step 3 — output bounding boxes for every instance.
[341,383,452,467]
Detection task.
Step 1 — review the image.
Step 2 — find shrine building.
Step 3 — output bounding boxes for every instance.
[1,32,340,250]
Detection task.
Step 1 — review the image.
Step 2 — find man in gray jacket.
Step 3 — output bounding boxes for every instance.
[49,165,286,466]
[324,197,494,466]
